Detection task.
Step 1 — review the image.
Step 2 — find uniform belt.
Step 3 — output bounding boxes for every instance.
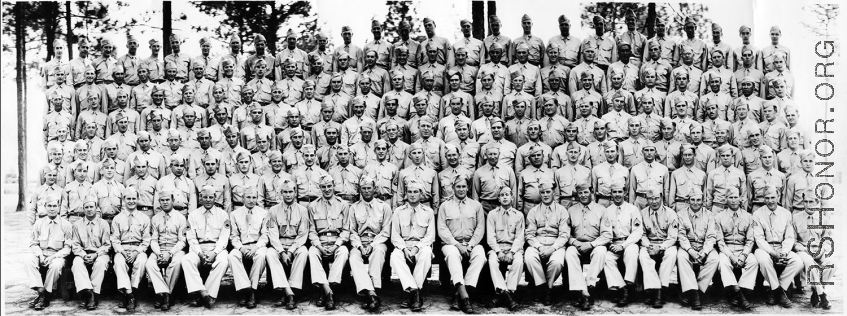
[159,243,176,249]
[137,205,154,211]
[94,79,113,84]
[712,202,726,208]
[675,197,689,202]
[635,192,647,198]
[338,194,360,202]
[376,194,392,201]
[232,201,244,207]
[298,196,319,203]
[319,232,338,237]
[122,242,141,246]
[199,241,216,244]
[68,212,85,217]
[242,241,258,246]
[172,205,187,211]
[596,194,611,200]
[264,201,279,208]
[100,213,117,220]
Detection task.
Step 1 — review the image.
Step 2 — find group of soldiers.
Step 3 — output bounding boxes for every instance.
[28,9,833,314]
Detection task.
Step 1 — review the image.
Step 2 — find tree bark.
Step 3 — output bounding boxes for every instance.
[487,1,496,36]
[15,2,27,212]
[45,2,59,60]
[66,1,74,58]
[646,3,657,38]
[267,4,279,56]
[163,1,172,56]
[471,1,484,40]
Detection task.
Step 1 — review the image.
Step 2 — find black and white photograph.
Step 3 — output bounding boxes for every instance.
[0,0,843,314]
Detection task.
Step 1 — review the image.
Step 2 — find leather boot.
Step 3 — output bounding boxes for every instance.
[237,289,248,306]
[410,289,423,311]
[86,290,97,310]
[819,294,831,310]
[154,293,164,309]
[680,290,692,306]
[161,293,171,311]
[325,292,336,310]
[117,290,128,308]
[658,286,667,305]
[644,289,655,306]
[246,289,257,309]
[691,290,702,310]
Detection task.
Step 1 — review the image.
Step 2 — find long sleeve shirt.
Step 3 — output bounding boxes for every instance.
[109,210,152,253]
[390,203,436,250]
[71,217,111,257]
[567,202,612,247]
[30,217,73,257]
[437,197,485,248]
[525,202,570,250]
[606,202,643,248]
[150,210,187,255]
[347,198,392,248]
[266,202,310,253]
[640,206,679,250]
[185,206,231,254]
[486,206,526,253]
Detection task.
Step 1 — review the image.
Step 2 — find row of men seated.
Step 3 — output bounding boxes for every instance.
[25,173,833,313]
[34,96,819,226]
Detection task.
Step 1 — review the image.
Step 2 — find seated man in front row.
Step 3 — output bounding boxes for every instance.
[181,185,231,309]
[524,183,570,306]
[25,194,73,311]
[390,179,436,312]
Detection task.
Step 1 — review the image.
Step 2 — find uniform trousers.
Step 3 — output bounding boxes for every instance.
[349,243,387,294]
[181,244,229,298]
[565,246,607,291]
[633,196,649,211]
[488,249,524,292]
[524,247,566,288]
[442,244,485,287]
[718,247,759,290]
[72,255,111,294]
[797,252,836,295]
[229,246,268,291]
[754,246,803,290]
[266,246,309,290]
[639,244,678,289]
[604,243,640,288]
[308,244,349,285]
[390,245,433,291]
[25,251,64,292]
[145,250,186,294]
[677,249,719,292]
[114,245,148,290]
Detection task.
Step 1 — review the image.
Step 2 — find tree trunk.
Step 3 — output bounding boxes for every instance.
[65,1,74,58]
[487,1,496,36]
[163,1,172,56]
[15,2,27,212]
[646,3,657,38]
[267,4,279,56]
[45,2,59,60]
[471,1,484,40]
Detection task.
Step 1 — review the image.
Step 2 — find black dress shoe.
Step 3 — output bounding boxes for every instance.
[126,293,137,311]
[737,290,752,310]
[325,293,336,310]
[460,297,475,314]
[616,286,630,307]
[766,289,776,305]
[246,289,257,309]
[542,288,553,306]
[316,293,326,307]
[819,294,831,310]
[777,288,793,308]
[40,292,52,308]
[238,289,248,306]
[161,293,171,311]
[274,290,288,307]
[503,292,518,311]
[154,293,164,309]
[86,290,97,310]
[652,289,663,308]
[644,289,656,306]
[370,295,382,311]
[361,294,373,309]
[579,295,591,311]
[33,293,48,311]
[400,291,414,309]
[203,295,216,309]
[190,296,204,307]
[286,295,297,310]
[410,290,423,311]
[679,290,691,306]
[691,291,702,310]
[79,290,90,309]
[450,294,460,310]
[117,292,127,308]
[810,290,819,307]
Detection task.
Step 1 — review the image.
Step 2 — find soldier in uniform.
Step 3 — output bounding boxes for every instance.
[307,175,349,310]
[668,144,708,211]
[70,196,111,310]
[676,188,718,310]
[565,183,612,310]
[292,144,330,207]
[89,158,125,223]
[591,140,629,207]
[473,145,518,213]
[181,185,231,309]
[110,187,152,311]
[747,145,785,212]
[228,187,268,308]
[389,179,436,311]
[752,186,803,308]
[628,141,669,210]
[125,155,159,218]
[28,167,63,225]
[705,144,747,213]
[155,153,197,216]
[517,145,556,213]
[24,194,72,310]
[397,143,440,209]
[364,139,399,205]
[193,152,231,212]
[63,163,94,222]
[603,182,642,307]
[485,186,524,311]
[438,173,486,313]
[638,186,679,308]
[554,142,592,208]
[347,176,392,310]
[793,189,834,310]
[524,182,570,305]
[265,179,309,309]
[145,190,187,311]
[713,186,756,310]
[582,15,617,71]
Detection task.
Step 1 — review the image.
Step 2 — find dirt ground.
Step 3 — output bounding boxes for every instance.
[2,193,841,315]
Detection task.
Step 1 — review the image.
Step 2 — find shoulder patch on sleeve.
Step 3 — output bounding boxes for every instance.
[224,220,231,229]
[634,218,641,227]
[604,218,611,227]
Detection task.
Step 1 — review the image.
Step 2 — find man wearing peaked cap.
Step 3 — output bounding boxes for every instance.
[109,186,151,312]
[389,178,435,311]
[181,184,231,309]
[437,170,485,313]
[674,16,708,71]
[333,25,364,73]
[637,184,679,308]
[675,185,718,311]
[506,14,544,68]
[418,17,456,68]
[751,184,803,308]
[24,192,72,310]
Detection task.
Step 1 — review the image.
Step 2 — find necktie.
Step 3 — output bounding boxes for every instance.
[732,212,739,236]
[88,221,96,247]
[769,211,777,240]
[651,211,659,234]
[203,211,212,240]
[246,209,253,236]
